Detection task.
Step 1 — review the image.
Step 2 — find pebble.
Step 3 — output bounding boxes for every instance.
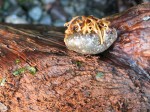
[11,7,25,16]
[40,13,52,25]
[28,6,42,21]
[5,15,28,24]
[143,0,150,2]
[42,0,56,4]
[2,1,10,11]
[32,0,41,5]
[0,102,8,112]
[60,0,70,6]
[50,8,66,21]
[74,4,85,15]
[9,0,17,6]
[64,6,74,15]
[53,20,65,27]
[1,0,119,26]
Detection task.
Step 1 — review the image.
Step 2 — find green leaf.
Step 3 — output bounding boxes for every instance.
[13,68,26,76]
[27,66,37,75]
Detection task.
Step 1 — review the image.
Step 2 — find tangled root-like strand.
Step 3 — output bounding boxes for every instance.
[64,16,110,44]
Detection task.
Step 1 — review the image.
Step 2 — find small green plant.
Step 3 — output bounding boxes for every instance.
[13,58,37,76]
[13,68,26,76]
[96,72,104,79]
[15,59,20,64]
[27,66,36,75]
[13,66,37,76]
[75,61,82,67]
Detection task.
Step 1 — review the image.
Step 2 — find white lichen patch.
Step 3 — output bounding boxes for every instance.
[142,16,150,21]
[0,102,8,112]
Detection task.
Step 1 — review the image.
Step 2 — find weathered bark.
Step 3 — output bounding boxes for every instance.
[0,3,150,112]
[106,3,150,79]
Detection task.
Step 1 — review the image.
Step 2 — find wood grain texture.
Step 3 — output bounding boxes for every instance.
[106,2,150,79]
[0,3,150,112]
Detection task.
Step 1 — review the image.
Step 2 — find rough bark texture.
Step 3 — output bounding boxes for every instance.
[0,3,150,112]
[106,3,150,79]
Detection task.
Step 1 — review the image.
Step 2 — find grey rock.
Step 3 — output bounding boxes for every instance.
[60,0,70,6]
[3,0,10,11]
[53,20,65,27]
[94,0,107,5]
[5,15,28,24]
[40,13,52,25]
[143,0,150,2]
[11,7,25,16]
[74,3,86,15]
[64,6,74,15]
[28,6,42,21]
[42,0,56,4]
[51,8,66,21]
[33,0,41,5]
[9,0,17,6]
[0,102,8,112]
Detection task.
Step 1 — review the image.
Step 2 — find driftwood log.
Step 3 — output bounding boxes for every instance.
[0,3,150,112]
[106,3,150,79]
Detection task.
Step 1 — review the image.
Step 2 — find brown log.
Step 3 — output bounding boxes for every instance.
[0,3,150,112]
[106,2,150,79]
